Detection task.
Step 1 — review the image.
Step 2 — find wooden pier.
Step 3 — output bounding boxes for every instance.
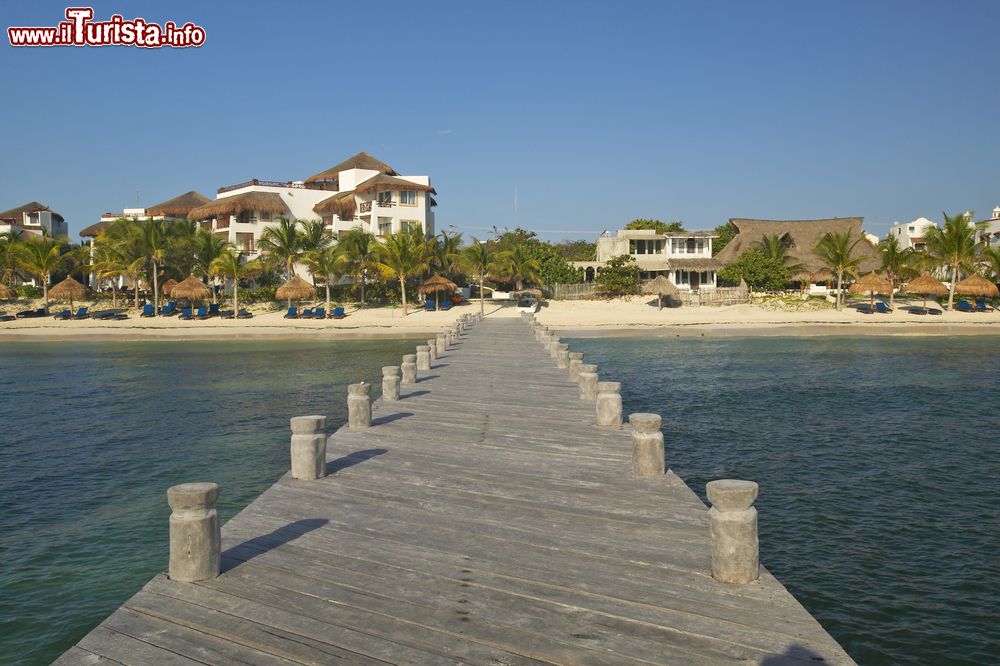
[58,316,855,665]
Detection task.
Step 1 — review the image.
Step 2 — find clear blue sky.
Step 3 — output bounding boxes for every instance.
[2,0,999,242]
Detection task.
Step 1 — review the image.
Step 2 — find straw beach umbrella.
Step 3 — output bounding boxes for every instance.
[171,275,212,313]
[902,273,949,310]
[849,272,892,311]
[642,275,679,310]
[161,278,178,297]
[418,274,459,311]
[953,273,999,299]
[49,276,88,311]
[0,283,15,300]
[276,274,316,309]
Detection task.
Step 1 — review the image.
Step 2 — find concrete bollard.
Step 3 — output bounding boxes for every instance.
[555,344,570,369]
[568,352,585,382]
[427,339,438,362]
[629,413,664,477]
[401,354,417,384]
[347,382,372,428]
[707,480,760,584]
[436,334,447,356]
[595,382,623,427]
[548,336,561,358]
[167,482,221,582]
[382,366,401,401]
[289,415,327,480]
[578,364,598,400]
[416,345,431,371]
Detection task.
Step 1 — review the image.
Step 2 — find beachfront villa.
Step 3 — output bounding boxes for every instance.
[887,217,938,251]
[976,207,1000,248]
[573,228,721,290]
[0,202,68,239]
[80,191,212,240]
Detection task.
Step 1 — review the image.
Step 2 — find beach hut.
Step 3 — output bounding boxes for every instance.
[641,275,679,310]
[419,274,459,311]
[849,272,892,312]
[172,275,212,314]
[276,274,316,310]
[49,277,89,312]
[0,283,14,300]
[953,273,999,298]
[161,279,178,297]
[902,274,949,310]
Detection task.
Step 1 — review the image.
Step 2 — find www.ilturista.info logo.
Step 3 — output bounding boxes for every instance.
[7,7,205,48]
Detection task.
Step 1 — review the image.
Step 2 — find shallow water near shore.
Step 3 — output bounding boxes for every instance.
[1,335,996,665]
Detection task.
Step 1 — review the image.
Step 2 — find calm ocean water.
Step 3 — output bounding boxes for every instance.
[0,335,996,665]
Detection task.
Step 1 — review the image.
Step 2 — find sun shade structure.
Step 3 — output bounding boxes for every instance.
[715,218,878,274]
[171,275,212,303]
[641,275,679,310]
[418,274,459,311]
[849,271,893,311]
[160,279,178,296]
[145,191,211,218]
[49,277,89,310]
[276,275,317,301]
[903,273,949,309]
[187,192,286,221]
[304,152,398,185]
[953,273,999,298]
[313,191,356,220]
[354,173,436,195]
[0,283,15,299]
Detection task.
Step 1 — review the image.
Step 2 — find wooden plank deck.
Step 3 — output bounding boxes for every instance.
[57,317,855,665]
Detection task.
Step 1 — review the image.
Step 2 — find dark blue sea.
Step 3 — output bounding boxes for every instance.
[0,335,996,665]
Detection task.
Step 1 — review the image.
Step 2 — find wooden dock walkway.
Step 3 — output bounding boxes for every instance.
[58,316,854,665]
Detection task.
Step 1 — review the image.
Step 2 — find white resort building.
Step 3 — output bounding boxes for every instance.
[0,202,68,238]
[976,207,1000,248]
[573,228,720,290]
[887,217,938,251]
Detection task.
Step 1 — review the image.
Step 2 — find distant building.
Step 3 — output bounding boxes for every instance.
[887,217,938,251]
[572,228,721,291]
[0,202,67,238]
[79,191,211,240]
[976,206,1000,248]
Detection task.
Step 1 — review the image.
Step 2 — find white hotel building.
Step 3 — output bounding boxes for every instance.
[886,217,938,251]
[1,202,68,239]
[573,228,720,290]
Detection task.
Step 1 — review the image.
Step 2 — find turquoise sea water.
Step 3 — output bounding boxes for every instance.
[0,335,997,665]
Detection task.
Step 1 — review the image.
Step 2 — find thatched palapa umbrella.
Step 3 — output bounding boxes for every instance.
[276,274,316,309]
[418,274,459,311]
[953,273,999,299]
[849,272,893,311]
[171,275,212,313]
[902,273,949,310]
[161,279,178,297]
[49,277,89,311]
[642,275,679,310]
[0,283,15,300]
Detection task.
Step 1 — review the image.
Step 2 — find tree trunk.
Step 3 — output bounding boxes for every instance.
[42,277,49,314]
[400,276,407,315]
[234,280,239,317]
[948,261,958,309]
[325,281,331,316]
[835,271,843,310]
[479,269,485,316]
[888,276,895,310]
[111,285,117,308]
[360,270,365,307]
[134,280,139,309]
[152,261,159,317]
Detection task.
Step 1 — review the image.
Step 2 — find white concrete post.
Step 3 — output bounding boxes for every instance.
[436,334,447,356]
[401,354,417,384]
[629,413,664,477]
[707,480,760,584]
[548,335,561,358]
[555,344,570,369]
[382,366,401,401]
[427,339,438,362]
[348,382,372,428]
[167,482,220,582]
[290,415,327,480]
[578,364,598,400]
[568,352,584,382]
[416,345,431,371]
[596,382,622,427]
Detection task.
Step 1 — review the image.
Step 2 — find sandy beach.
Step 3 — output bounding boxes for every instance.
[3,296,1000,340]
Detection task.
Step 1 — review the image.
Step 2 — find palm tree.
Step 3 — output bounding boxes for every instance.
[193,229,231,304]
[299,219,333,256]
[754,233,805,275]
[210,249,261,316]
[90,240,135,308]
[814,230,864,311]
[17,236,67,312]
[132,219,168,315]
[101,218,147,308]
[498,243,542,291]
[258,217,303,308]
[165,219,200,278]
[462,238,500,316]
[339,227,378,306]
[429,231,464,279]
[373,228,429,315]
[925,211,980,309]
[877,234,917,310]
[983,246,1000,282]
[302,245,346,315]
[0,230,25,287]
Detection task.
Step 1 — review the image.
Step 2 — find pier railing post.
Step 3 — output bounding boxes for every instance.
[707,480,760,584]
[548,335,561,358]
[382,366,401,401]
[436,334,447,356]
[167,482,221,583]
[416,345,431,371]
[290,415,327,480]
[596,382,622,426]
[426,339,438,363]
[568,352,584,382]
[401,354,417,384]
[578,364,598,400]
[629,413,664,477]
[555,344,569,368]
[348,382,372,428]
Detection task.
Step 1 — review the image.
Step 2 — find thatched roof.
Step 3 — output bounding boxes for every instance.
[0,201,64,224]
[188,192,286,221]
[668,257,721,271]
[953,273,999,297]
[849,272,892,295]
[146,191,211,217]
[641,275,679,296]
[354,173,436,195]
[304,152,397,185]
[0,283,15,299]
[313,191,356,219]
[171,275,211,301]
[715,218,878,274]
[49,276,88,300]
[417,274,459,294]
[276,275,317,300]
[161,278,178,296]
[79,220,114,238]
[903,273,949,296]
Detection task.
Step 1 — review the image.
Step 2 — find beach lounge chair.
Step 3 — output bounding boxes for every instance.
[927,307,943,315]
[910,306,927,315]
[856,303,873,314]
[179,307,193,320]
[17,308,46,318]
[332,306,346,319]
[71,307,90,320]
[875,302,892,314]
[0,313,15,322]
[52,309,71,320]
[300,308,314,319]
[236,309,253,319]
[284,307,299,319]
[194,306,209,320]
[140,303,155,317]
[975,298,993,312]
[439,300,452,311]
[424,300,436,311]
[159,301,178,316]
[956,300,976,312]
[313,307,326,319]
[208,303,220,317]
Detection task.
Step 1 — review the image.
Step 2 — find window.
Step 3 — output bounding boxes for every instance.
[236,233,255,252]
[261,211,271,221]
[401,219,421,233]
[377,217,392,237]
[377,191,393,206]
[908,226,914,232]
[400,190,416,206]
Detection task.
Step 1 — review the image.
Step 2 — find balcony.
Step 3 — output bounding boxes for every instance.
[217,179,335,194]
[359,202,373,214]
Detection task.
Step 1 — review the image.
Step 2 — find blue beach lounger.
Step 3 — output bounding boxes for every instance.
[300,308,314,319]
[875,302,892,314]
[179,307,193,320]
[332,306,346,319]
[140,304,155,317]
[159,302,177,316]
[284,307,299,319]
[956,300,976,312]
[53,309,71,320]
[71,307,90,319]
[313,307,326,319]
[976,298,993,312]
[194,306,209,320]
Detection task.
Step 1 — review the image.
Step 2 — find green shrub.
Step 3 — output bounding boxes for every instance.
[596,255,640,296]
